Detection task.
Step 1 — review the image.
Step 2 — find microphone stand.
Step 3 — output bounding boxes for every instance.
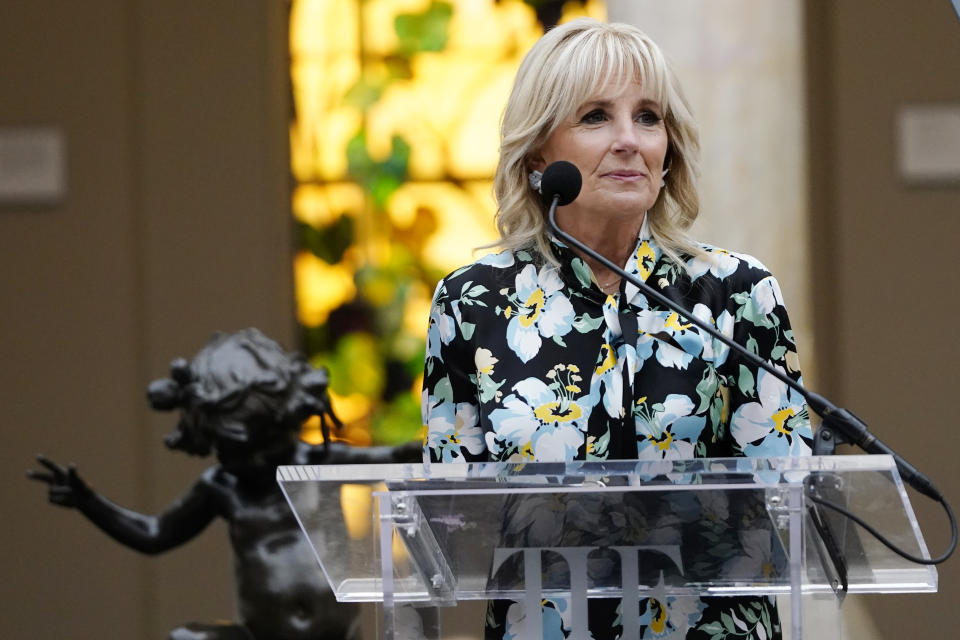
[546,196,956,566]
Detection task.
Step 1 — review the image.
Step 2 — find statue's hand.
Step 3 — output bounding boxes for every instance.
[27,455,91,508]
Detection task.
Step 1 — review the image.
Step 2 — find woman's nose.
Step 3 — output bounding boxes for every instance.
[611,119,640,153]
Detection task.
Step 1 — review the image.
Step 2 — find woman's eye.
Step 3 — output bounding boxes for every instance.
[580,109,607,124]
[637,110,662,125]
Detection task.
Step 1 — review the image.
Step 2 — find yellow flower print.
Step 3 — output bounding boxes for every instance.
[771,407,796,435]
[720,385,730,425]
[504,264,576,363]
[596,343,618,375]
[635,394,707,460]
[650,598,668,634]
[731,370,812,457]
[488,368,595,461]
[519,288,545,328]
[648,429,675,452]
[635,240,656,280]
[533,401,584,423]
[663,312,692,333]
[426,401,484,462]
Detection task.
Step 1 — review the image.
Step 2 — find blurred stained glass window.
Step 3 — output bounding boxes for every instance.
[290,0,606,446]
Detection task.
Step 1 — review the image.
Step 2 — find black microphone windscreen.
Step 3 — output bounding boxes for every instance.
[541,161,582,206]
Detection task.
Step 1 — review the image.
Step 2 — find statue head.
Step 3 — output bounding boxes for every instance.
[147,329,337,473]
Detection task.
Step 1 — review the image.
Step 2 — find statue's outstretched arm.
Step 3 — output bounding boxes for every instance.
[28,454,217,555]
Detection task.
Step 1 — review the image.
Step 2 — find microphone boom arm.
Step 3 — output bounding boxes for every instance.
[539,154,955,565]
[546,197,941,502]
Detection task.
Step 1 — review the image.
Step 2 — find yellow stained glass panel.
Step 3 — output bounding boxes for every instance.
[290,0,606,444]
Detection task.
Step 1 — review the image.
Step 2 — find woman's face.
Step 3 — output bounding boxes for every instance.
[533,77,669,220]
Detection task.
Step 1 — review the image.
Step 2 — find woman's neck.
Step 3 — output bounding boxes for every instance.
[555,209,645,292]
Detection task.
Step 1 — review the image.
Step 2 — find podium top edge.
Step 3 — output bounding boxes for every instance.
[275,454,898,484]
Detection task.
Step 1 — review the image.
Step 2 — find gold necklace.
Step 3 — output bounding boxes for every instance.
[598,275,621,293]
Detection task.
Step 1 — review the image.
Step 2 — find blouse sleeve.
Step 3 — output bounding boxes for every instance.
[421,278,488,463]
[720,270,813,457]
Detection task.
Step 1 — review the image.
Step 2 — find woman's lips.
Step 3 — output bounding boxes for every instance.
[604,171,645,182]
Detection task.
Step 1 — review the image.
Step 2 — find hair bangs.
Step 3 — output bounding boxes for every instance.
[549,27,672,133]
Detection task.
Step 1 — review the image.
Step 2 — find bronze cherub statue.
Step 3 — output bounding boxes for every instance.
[29,328,421,640]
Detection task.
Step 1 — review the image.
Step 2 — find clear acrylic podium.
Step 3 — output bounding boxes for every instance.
[278,455,936,639]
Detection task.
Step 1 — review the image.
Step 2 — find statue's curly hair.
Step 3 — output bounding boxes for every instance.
[147,328,340,456]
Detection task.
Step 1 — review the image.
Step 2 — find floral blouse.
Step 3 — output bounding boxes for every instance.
[421,222,813,639]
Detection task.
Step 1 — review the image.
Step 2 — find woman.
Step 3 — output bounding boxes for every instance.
[422,18,812,639]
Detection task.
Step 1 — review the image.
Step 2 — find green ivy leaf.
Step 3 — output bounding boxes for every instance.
[347,132,409,208]
[435,376,453,404]
[467,284,489,298]
[394,1,453,56]
[323,332,384,397]
[299,217,354,264]
[477,368,505,403]
[721,612,736,633]
[586,428,610,460]
[572,313,604,333]
[700,622,724,634]
[695,367,718,413]
[738,364,756,398]
[372,392,423,444]
[761,603,773,636]
[344,76,386,110]
[740,299,775,329]
[571,257,594,289]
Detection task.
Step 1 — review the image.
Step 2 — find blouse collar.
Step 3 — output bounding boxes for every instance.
[548,215,662,301]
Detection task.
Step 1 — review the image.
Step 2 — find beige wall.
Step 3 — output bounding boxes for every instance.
[0,2,293,638]
[807,1,960,638]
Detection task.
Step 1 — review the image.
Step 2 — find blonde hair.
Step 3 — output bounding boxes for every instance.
[492,18,702,266]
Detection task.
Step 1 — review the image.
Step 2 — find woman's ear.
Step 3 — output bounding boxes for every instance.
[526,152,546,173]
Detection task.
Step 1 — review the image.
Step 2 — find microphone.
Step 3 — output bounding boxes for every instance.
[540,161,941,502]
[541,160,582,207]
